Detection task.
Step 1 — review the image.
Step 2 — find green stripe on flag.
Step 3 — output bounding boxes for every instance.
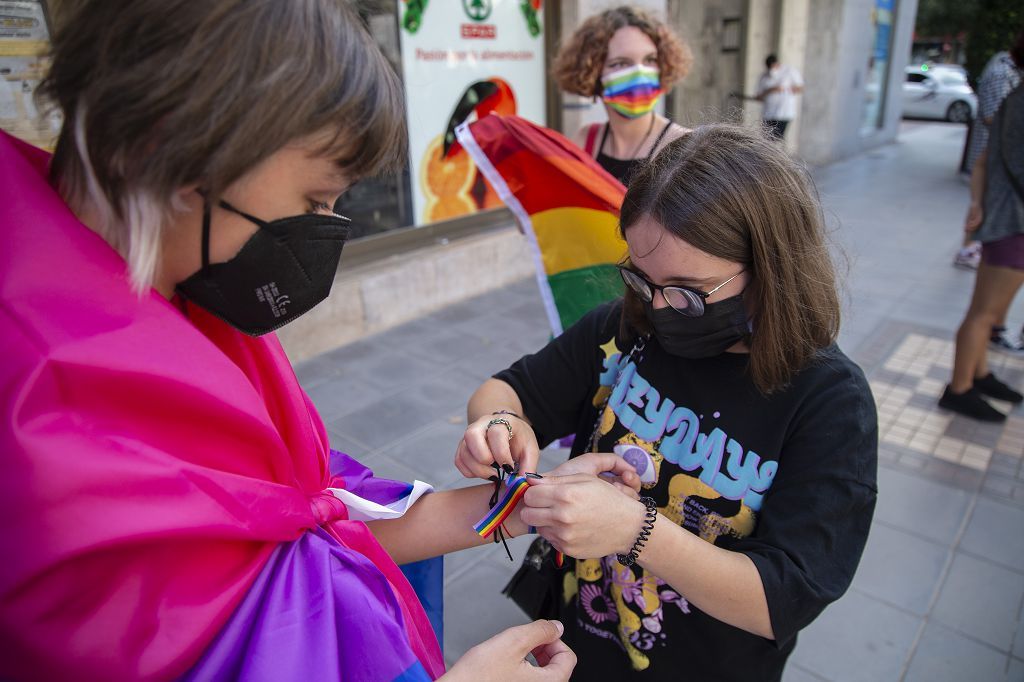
[548,264,623,331]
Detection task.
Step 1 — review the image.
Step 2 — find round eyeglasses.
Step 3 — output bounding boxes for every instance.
[617,266,744,318]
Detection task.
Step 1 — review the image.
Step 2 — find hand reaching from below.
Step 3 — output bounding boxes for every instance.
[442,620,576,682]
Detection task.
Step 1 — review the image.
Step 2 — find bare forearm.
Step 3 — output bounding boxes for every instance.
[970,148,988,206]
[638,514,774,639]
[467,378,528,424]
[367,483,530,565]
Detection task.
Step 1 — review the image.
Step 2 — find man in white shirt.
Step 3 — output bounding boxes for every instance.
[756,54,804,139]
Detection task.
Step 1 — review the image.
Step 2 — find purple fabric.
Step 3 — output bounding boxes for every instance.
[181,526,431,681]
[331,449,415,504]
[329,450,445,643]
[982,234,1024,270]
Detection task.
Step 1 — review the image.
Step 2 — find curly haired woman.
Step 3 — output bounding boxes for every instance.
[552,6,693,185]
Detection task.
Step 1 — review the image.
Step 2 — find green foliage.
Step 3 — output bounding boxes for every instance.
[915,0,978,39]
[963,0,1022,82]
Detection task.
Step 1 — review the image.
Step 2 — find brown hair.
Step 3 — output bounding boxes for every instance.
[1011,26,1024,69]
[39,0,406,291]
[552,6,693,97]
[619,124,841,394]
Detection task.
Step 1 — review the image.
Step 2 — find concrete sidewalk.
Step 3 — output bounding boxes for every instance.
[295,121,1024,681]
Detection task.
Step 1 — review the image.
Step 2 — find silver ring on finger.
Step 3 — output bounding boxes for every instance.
[486,417,514,441]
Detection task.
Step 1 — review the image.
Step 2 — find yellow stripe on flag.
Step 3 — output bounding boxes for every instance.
[532,207,626,276]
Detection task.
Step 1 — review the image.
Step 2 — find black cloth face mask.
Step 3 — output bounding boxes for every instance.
[176,198,351,336]
[645,294,750,359]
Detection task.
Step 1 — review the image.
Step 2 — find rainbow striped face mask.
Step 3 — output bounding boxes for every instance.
[600,64,663,119]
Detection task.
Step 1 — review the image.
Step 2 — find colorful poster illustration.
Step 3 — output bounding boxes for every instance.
[0,1,59,149]
[397,0,545,224]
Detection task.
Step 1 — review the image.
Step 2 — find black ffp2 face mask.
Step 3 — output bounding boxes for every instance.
[176,199,351,336]
[645,294,751,359]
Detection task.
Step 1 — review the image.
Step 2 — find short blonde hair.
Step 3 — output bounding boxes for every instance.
[552,6,693,97]
[40,0,406,293]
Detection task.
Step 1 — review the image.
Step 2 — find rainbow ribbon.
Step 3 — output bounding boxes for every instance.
[473,474,569,567]
[474,475,530,537]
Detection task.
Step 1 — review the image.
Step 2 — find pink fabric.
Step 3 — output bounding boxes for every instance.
[0,131,444,680]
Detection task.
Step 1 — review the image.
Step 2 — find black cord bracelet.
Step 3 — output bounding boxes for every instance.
[617,497,658,567]
[492,409,523,421]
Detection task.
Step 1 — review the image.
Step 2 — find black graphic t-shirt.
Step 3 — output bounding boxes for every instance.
[495,301,878,682]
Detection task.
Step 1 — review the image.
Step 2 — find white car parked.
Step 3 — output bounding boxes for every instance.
[902,65,978,123]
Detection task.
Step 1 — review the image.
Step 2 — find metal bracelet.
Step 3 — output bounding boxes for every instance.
[617,497,658,567]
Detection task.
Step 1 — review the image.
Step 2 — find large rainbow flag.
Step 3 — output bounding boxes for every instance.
[454,115,627,334]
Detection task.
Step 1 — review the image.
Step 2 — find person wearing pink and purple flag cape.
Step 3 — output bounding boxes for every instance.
[0,1,608,680]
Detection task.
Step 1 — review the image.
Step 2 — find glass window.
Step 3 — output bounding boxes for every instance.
[336,5,414,240]
[336,1,548,243]
[906,73,927,83]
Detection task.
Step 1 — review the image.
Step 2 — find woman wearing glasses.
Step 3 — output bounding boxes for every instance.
[456,125,878,681]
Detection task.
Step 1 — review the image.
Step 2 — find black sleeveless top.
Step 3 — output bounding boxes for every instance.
[595,119,674,185]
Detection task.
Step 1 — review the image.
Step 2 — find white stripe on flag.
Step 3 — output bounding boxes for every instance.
[455,118,563,336]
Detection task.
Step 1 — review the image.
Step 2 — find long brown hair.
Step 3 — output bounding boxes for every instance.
[552,6,692,97]
[39,0,406,291]
[620,124,841,393]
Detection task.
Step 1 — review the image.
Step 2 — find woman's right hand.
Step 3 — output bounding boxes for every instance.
[442,620,576,682]
[455,413,541,479]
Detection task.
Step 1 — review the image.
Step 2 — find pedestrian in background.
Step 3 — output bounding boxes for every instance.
[756,54,804,140]
[941,70,1024,422]
[954,29,1024,287]
[552,6,692,185]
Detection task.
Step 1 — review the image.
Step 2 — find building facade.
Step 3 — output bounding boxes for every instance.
[281,0,918,362]
[3,1,918,361]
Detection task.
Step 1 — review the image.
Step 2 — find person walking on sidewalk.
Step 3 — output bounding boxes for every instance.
[756,54,804,140]
[455,125,877,681]
[553,6,692,186]
[941,77,1024,422]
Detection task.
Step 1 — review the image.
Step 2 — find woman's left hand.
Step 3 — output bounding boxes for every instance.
[543,453,641,496]
[520,474,647,559]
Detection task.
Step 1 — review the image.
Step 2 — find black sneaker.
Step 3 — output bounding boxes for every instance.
[974,373,1024,403]
[939,385,1007,422]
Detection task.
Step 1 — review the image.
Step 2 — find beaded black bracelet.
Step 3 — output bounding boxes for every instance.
[617,497,658,567]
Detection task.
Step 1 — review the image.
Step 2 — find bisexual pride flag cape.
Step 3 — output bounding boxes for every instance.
[454,115,627,335]
[0,131,445,681]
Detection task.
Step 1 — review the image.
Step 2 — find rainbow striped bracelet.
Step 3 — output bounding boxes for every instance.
[473,475,530,538]
[473,474,566,567]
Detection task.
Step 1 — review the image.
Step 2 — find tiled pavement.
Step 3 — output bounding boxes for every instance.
[294,121,1024,681]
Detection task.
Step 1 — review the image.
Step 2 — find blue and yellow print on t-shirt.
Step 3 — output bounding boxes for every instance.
[567,337,778,670]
